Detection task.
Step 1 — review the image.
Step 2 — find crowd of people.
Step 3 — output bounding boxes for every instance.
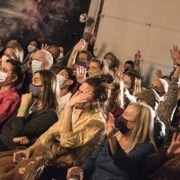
[0,36,180,180]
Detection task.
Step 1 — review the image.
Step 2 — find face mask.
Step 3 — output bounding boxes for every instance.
[31,60,43,73]
[88,70,101,78]
[29,84,41,98]
[104,59,112,68]
[1,55,9,64]
[117,116,131,134]
[56,74,66,88]
[27,45,36,53]
[0,71,8,84]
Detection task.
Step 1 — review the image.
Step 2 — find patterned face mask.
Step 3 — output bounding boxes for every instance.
[88,70,101,78]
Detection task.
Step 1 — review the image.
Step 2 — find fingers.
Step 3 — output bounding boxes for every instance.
[171,132,177,143]
[76,66,87,75]
[171,132,180,143]
[177,133,180,141]
[41,43,49,50]
[13,152,17,163]
[78,92,92,102]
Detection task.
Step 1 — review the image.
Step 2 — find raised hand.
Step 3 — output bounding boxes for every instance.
[134,50,142,61]
[68,90,93,108]
[73,39,87,52]
[105,113,115,137]
[155,69,163,78]
[167,132,180,155]
[170,45,179,64]
[41,43,49,51]
[76,66,87,84]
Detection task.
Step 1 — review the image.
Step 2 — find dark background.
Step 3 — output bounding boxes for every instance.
[0,0,91,52]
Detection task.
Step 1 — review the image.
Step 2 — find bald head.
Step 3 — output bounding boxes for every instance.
[150,78,169,96]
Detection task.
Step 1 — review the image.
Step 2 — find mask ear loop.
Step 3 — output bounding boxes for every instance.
[28,99,38,114]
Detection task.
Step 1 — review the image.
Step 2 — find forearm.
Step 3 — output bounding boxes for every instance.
[60,106,73,133]
[67,50,77,68]
[108,135,117,155]
[172,66,180,78]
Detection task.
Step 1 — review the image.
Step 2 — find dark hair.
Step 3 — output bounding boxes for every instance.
[124,60,134,69]
[106,82,121,112]
[34,70,58,110]
[58,66,77,91]
[77,50,93,62]
[123,70,141,88]
[6,59,25,86]
[27,39,40,49]
[85,73,113,106]
[90,57,104,69]
[49,44,60,59]
[157,155,180,180]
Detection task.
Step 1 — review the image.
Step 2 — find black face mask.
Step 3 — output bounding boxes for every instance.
[117,116,131,134]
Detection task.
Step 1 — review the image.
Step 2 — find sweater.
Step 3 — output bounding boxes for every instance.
[0,108,58,150]
[82,137,155,180]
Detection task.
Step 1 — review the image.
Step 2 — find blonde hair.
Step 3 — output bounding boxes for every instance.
[5,45,24,62]
[125,103,157,153]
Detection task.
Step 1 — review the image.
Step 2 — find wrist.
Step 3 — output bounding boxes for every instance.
[18,108,27,113]
[176,63,180,67]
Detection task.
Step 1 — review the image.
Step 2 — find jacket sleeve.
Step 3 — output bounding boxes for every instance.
[13,110,58,138]
[60,119,104,148]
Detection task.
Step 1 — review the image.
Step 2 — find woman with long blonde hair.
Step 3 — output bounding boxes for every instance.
[67,103,157,180]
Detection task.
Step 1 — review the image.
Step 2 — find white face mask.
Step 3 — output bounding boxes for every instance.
[1,55,9,64]
[104,59,112,67]
[31,60,43,73]
[56,74,66,88]
[0,71,8,84]
[27,45,36,53]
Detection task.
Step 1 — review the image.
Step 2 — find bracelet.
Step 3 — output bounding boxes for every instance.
[18,108,26,113]
[71,55,75,59]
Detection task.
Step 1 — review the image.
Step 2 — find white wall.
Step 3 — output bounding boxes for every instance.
[92,0,180,86]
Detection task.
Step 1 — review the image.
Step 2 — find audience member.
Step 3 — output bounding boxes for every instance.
[56,66,76,116]
[0,59,24,130]
[0,69,58,151]
[67,103,156,180]
[0,76,108,179]
[137,89,166,147]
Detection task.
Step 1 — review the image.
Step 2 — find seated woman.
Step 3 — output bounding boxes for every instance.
[67,103,157,180]
[0,69,58,151]
[0,76,108,179]
[0,59,24,130]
